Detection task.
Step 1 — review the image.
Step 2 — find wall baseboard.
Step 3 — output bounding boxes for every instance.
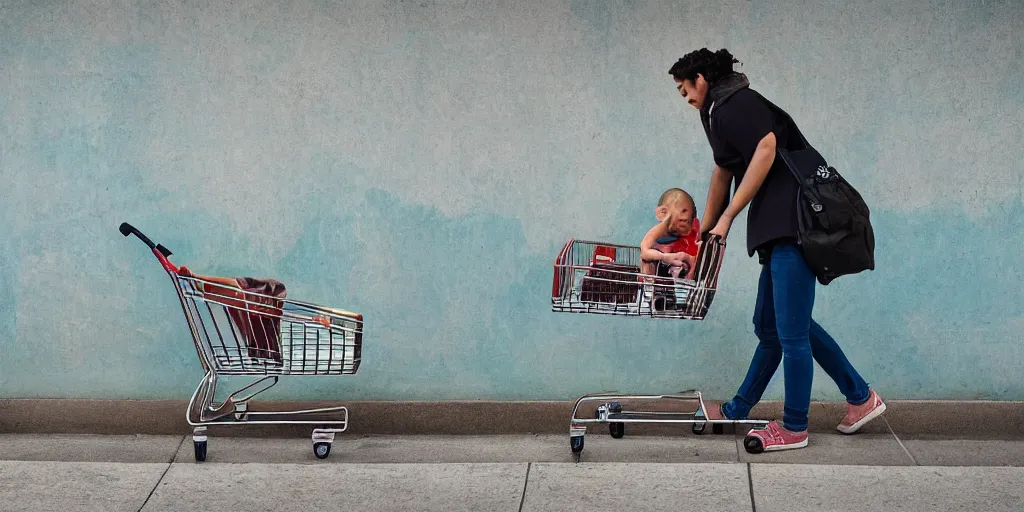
[2,399,1021,438]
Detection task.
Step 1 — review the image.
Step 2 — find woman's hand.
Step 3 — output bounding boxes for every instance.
[709,213,734,240]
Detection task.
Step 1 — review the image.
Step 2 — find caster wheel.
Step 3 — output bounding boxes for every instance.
[743,436,764,454]
[713,424,724,435]
[692,422,706,435]
[314,442,331,459]
[193,440,207,462]
[609,422,625,439]
[570,435,584,456]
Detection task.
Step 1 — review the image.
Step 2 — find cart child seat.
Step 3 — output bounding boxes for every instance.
[552,233,725,319]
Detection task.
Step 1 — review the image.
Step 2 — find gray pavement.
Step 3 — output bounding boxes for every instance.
[2,431,1024,511]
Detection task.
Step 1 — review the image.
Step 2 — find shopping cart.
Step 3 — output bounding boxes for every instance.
[120,222,363,462]
[552,234,767,460]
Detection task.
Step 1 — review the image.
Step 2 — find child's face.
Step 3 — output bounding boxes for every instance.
[662,200,694,235]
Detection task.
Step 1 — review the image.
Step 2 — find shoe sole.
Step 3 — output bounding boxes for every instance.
[837,401,887,434]
[744,435,808,454]
[763,437,808,452]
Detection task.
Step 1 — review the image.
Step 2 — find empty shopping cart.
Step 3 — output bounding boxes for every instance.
[120,222,363,462]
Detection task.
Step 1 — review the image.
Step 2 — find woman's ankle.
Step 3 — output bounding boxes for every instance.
[722,401,750,420]
[848,391,872,406]
[781,423,808,434]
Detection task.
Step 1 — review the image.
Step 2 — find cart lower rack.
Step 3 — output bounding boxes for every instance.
[552,234,767,460]
[121,222,363,462]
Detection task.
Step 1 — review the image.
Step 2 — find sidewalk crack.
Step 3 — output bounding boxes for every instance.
[136,435,184,512]
[747,463,757,512]
[517,462,532,512]
[884,416,919,466]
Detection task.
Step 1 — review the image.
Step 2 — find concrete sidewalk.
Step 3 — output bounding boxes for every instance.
[3,432,1024,511]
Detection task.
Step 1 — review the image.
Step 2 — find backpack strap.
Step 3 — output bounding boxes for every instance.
[746,90,811,151]
[708,89,819,185]
[707,89,812,151]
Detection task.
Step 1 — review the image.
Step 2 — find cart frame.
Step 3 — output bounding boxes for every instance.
[567,391,769,461]
[552,234,767,460]
[120,222,363,461]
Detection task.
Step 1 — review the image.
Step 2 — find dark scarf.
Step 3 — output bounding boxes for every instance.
[699,72,750,132]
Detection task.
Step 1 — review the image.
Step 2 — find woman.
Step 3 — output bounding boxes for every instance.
[668,48,885,452]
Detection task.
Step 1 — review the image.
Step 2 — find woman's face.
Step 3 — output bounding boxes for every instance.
[675,74,708,110]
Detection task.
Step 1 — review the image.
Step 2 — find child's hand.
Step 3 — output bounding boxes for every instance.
[664,252,694,267]
[663,257,683,268]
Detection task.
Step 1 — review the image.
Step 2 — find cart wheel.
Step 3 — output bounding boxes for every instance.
[313,442,331,459]
[193,440,208,462]
[609,422,625,439]
[570,435,584,455]
[712,423,725,435]
[743,436,764,454]
[692,422,706,435]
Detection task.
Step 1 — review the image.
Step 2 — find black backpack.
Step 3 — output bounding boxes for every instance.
[752,91,876,285]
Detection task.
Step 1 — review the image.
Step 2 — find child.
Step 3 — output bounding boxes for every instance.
[640,188,701,280]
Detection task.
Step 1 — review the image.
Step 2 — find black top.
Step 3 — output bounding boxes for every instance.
[704,88,800,261]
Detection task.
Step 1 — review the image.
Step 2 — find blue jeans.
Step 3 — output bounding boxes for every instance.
[721,243,870,432]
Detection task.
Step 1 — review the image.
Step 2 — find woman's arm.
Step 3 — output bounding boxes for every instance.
[701,165,733,234]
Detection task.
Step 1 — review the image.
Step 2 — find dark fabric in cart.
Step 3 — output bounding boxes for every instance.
[230,277,287,364]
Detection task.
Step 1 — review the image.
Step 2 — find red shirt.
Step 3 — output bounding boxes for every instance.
[653,218,701,257]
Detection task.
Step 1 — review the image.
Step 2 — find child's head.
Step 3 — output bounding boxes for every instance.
[655,188,696,236]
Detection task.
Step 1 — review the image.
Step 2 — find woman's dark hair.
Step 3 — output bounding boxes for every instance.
[668,48,740,84]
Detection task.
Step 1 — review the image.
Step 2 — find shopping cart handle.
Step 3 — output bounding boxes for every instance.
[700,231,723,244]
[119,222,173,257]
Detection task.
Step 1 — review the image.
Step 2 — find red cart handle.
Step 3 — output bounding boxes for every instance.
[119,222,179,273]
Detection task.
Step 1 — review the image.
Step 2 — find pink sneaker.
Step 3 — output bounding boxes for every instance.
[837,389,886,434]
[743,421,808,453]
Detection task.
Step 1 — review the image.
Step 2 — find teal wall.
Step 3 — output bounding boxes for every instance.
[2,0,1023,402]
